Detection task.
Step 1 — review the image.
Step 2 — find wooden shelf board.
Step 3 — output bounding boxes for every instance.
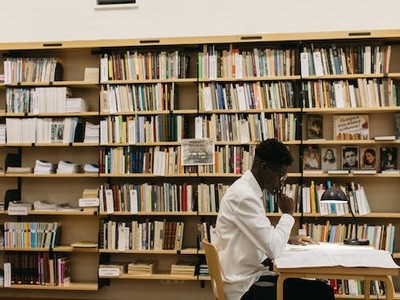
[303,73,384,80]
[99,173,198,178]
[109,273,197,280]
[198,75,300,82]
[99,211,197,216]
[4,81,99,88]
[199,108,302,114]
[8,282,98,290]
[100,109,198,116]
[303,139,400,145]
[5,173,98,178]
[104,78,197,84]
[303,107,400,114]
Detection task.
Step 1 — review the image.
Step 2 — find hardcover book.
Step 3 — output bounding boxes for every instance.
[303,145,321,170]
[333,115,369,140]
[360,147,377,170]
[306,115,323,139]
[380,147,398,171]
[341,146,359,170]
[321,147,338,172]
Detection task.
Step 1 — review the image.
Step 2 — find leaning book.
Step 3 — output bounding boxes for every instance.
[333,115,369,140]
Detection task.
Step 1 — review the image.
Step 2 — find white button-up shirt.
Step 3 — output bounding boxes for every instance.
[214,170,295,300]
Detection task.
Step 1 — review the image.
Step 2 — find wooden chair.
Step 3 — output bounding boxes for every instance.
[202,239,225,300]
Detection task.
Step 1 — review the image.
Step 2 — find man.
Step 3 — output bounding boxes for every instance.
[214,139,334,300]
[342,147,359,169]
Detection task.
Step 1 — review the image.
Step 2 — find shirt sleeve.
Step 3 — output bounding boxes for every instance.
[235,194,295,259]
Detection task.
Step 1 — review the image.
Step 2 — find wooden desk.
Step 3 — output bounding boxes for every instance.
[274,243,399,300]
[274,265,399,300]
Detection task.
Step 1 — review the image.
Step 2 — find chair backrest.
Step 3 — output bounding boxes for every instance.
[202,239,226,300]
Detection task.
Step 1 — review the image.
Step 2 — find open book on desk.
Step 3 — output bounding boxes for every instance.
[275,243,399,269]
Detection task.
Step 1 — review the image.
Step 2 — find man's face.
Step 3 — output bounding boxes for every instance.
[263,162,288,195]
[344,151,356,166]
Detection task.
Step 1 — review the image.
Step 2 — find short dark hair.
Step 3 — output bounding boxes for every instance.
[254,139,293,167]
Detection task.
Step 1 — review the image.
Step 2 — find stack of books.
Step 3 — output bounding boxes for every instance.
[170,262,196,276]
[0,124,5,143]
[33,200,59,211]
[56,160,81,174]
[127,260,157,275]
[6,166,33,174]
[98,262,127,277]
[83,122,100,143]
[34,159,56,174]
[66,98,88,112]
[197,263,209,277]
[84,163,99,173]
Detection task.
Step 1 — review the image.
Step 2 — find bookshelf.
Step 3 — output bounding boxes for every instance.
[0,30,399,299]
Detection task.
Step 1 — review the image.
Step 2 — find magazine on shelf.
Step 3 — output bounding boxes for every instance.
[333,115,369,140]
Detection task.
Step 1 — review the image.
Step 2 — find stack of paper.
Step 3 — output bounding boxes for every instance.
[127,261,157,275]
[84,163,99,173]
[83,122,99,143]
[66,98,89,112]
[33,200,59,211]
[0,124,6,143]
[170,262,196,276]
[34,159,56,174]
[56,160,81,174]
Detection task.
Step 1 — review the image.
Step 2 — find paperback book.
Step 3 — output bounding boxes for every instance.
[333,115,369,140]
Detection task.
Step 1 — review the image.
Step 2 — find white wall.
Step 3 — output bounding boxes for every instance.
[1,0,400,42]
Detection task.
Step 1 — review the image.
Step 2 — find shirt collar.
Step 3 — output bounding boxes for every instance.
[243,170,263,199]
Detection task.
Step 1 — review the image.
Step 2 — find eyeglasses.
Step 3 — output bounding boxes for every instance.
[266,163,288,184]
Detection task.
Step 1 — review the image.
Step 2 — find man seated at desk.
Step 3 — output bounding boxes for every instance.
[214,139,334,300]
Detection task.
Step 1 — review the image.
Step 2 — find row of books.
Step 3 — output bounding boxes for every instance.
[300,181,370,215]
[6,160,96,175]
[301,78,399,109]
[4,222,60,249]
[98,182,194,214]
[6,87,88,114]
[100,83,177,113]
[5,117,83,144]
[100,51,190,82]
[303,144,399,173]
[99,260,196,277]
[328,279,386,296]
[4,57,63,84]
[100,146,186,175]
[303,221,395,254]
[194,113,299,142]
[199,81,296,111]
[100,115,186,144]
[198,45,296,79]
[4,253,70,286]
[198,145,253,175]
[300,45,391,76]
[99,219,184,251]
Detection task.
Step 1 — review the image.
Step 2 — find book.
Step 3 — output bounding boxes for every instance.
[333,115,369,140]
[374,135,396,141]
[396,113,400,139]
[360,147,377,170]
[380,147,398,171]
[327,169,350,175]
[341,146,359,170]
[127,260,157,275]
[306,115,323,139]
[303,145,321,170]
[321,147,338,172]
[70,241,98,248]
[351,169,377,175]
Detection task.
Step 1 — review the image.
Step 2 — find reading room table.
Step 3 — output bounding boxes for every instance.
[274,243,399,300]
